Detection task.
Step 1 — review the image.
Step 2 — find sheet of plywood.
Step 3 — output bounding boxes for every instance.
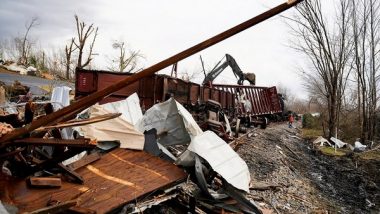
[0,148,186,213]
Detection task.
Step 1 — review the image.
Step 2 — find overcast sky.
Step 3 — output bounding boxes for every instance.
[0,0,309,99]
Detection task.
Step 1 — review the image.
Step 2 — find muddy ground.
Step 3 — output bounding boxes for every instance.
[237,121,380,214]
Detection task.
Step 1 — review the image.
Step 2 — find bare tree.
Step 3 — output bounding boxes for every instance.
[45,46,66,78]
[289,0,352,139]
[17,17,39,65]
[107,41,143,72]
[351,0,380,141]
[64,38,77,79]
[368,0,380,141]
[73,15,98,69]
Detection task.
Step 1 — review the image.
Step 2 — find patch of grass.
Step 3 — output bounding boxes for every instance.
[319,146,346,156]
[358,150,380,160]
[302,128,323,139]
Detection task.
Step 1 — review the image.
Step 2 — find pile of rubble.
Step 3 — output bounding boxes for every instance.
[0,86,265,213]
[0,60,38,76]
[237,124,380,213]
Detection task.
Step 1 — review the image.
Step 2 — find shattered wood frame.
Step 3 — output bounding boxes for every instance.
[0,0,304,145]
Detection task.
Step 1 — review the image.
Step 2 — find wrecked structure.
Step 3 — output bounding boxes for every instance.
[0,1,304,213]
[75,68,282,131]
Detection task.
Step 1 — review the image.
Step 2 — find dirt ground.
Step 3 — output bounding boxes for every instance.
[237,121,380,214]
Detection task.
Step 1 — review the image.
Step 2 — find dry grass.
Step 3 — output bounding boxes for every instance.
[319,146,347,156]
[302,128,323,139]
[358,150,380,160]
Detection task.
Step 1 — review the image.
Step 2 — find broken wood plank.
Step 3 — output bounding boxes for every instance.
[35,113,122,131]
[14,138,95,148]
[67,152,101,171]
[58,163,84,184]
[27,200,77,214]
[0,147,24,159]
[32,148,86,173]
[67,206,97,214]
[249,181,281,191]
[28,177,62,188]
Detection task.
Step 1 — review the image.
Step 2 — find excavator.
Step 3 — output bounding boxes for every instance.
[202,54,256,86]
[201,54,259,137]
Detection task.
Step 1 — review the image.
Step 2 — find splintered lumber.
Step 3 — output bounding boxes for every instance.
[0,0,304,145]
[249,181,281,191]
[27,200,77,214]
[13,138,95,148]
[32,148,86,173]
[68,206,97,214]
[0,147,24,159]
[28,177,62,188]
[0,122,13,138]
[67,152,101,171]
[35,113,122,131]
[58,163,84,184]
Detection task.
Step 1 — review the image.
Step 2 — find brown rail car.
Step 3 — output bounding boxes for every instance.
[212,84,282,116]
[75,69,282,119]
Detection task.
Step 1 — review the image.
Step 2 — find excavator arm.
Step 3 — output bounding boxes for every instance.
[202,54,255,86]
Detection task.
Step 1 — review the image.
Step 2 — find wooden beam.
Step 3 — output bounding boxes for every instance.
[67,206,97,214]
[14,138,95,148]
[28,177,62,188]
[27,200,77,214]
[32,148,85,173]
[35,113,121,131]
[58,163,84,184]
[0,0,304,145]
[67,152,101,171]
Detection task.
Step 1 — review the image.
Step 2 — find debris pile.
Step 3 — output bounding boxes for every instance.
[0,87,264,213]
[0,123,13,138]
[237,124,380,213]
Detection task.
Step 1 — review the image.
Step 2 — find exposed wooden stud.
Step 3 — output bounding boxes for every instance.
[67,152,101,171]
[28,177,62,188]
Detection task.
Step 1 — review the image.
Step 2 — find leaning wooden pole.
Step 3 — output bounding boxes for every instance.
[0,0,303,144]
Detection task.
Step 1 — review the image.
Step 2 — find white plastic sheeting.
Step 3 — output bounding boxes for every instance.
[188,131,250,192]
[50,86,73,139]
[102,93,143,126]
[50,86,72,111]
[354,141,367,151]
[80,104,144,150]
[330,137,347,148]
[313,136,332,147]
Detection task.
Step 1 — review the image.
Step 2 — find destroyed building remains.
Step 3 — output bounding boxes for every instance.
[0,1,319,213]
